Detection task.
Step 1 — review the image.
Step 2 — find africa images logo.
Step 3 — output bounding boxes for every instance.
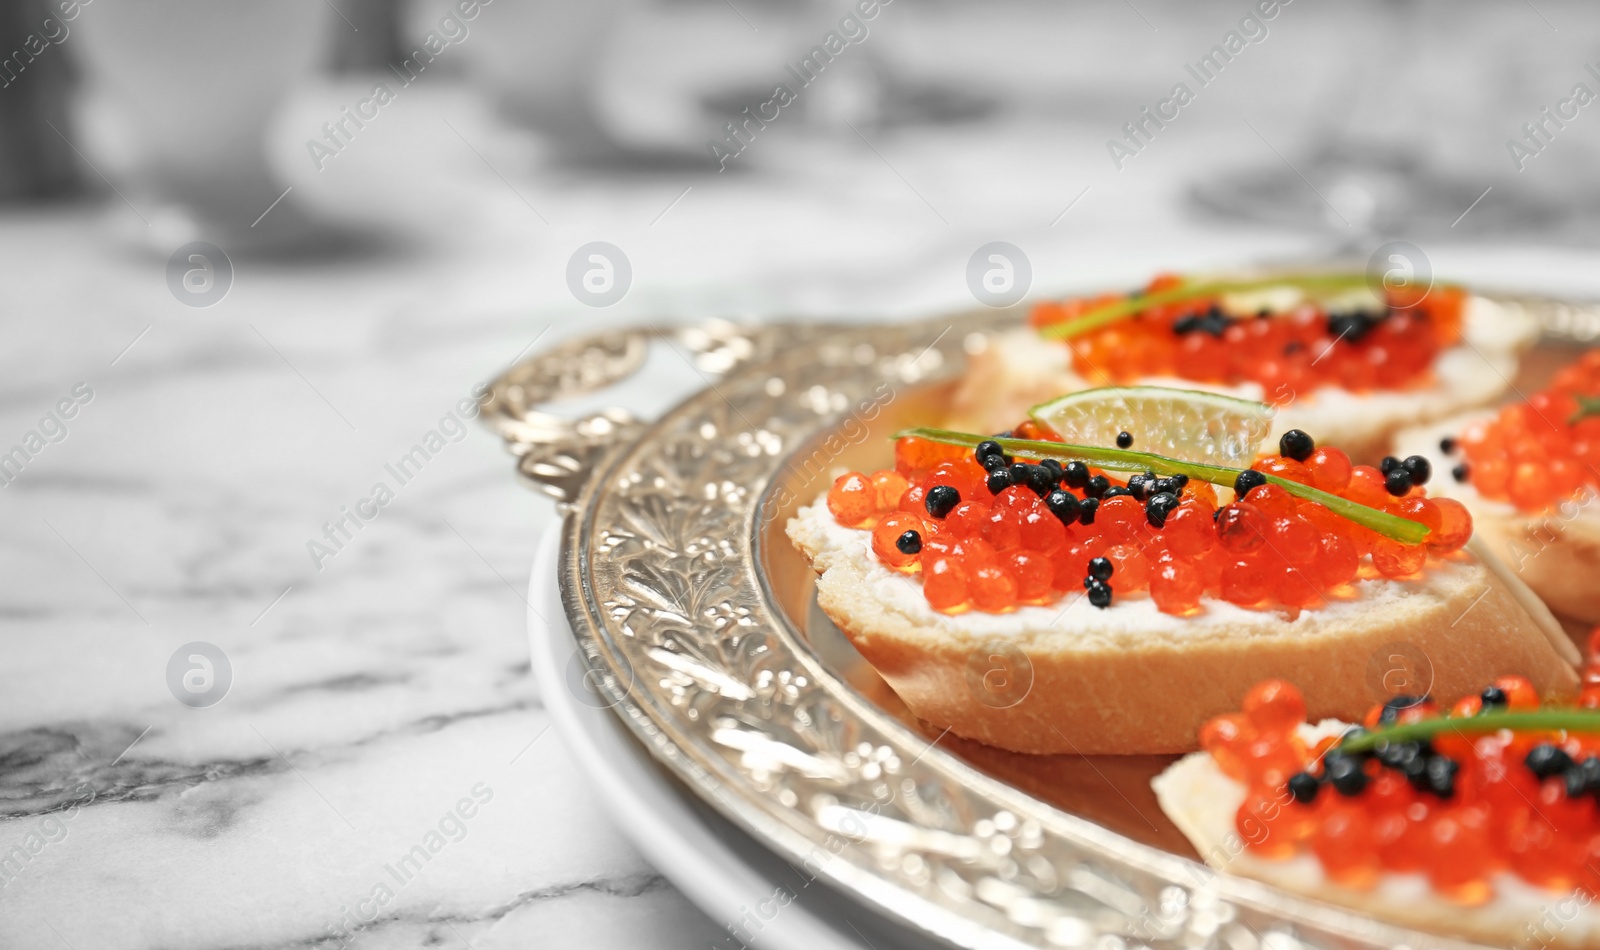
[304,0,494,171]
[306,383,488,571]
[1506,60,1600,172]
[1105,0,1290,170]
[707,0,892,171]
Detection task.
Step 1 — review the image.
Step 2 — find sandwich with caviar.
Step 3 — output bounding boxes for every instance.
[787,386,1577,755]
[1154,663,1600,948]
[1394,349,1600,624]
[950,272,1539,463]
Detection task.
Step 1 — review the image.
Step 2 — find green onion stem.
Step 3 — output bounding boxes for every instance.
[1037,273,1376,340]
[1338,711,1600,754]
[893,427,1430,545]
[1571,395,1600,425]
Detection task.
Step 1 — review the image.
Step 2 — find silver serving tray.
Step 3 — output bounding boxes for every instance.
[482,299,1594,950]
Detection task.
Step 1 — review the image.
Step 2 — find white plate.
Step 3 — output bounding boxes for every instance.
[527,525,940,950]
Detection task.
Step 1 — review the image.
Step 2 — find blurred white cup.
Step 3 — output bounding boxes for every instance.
[70,0,332,250]
[404,0,638,158]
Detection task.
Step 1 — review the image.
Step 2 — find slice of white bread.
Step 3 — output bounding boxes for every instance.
[948,295,1539,464]
[1154,721,1600,948]
[788,497,1578,755]
[1394,415,1600,625]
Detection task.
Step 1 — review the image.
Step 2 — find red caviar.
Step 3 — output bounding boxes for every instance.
[1202,673,1600,904]
[1452,349,1600,512]
[1031,276,1467,402]
[827,472,876,527]
[821,425,1471,616]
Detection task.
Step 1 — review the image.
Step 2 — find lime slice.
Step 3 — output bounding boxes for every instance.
[1028,386,1273,466]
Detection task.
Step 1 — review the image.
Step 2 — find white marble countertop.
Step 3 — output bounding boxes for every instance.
[4,27,1600,944]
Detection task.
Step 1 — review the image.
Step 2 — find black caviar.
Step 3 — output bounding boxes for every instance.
[1145,492,1180,528]
[924,485,960,518]
[1287,771,1320,804]
[1233,469,1267,496]
[1087,556,1114,582]
[1402,455,1432,485]
[1086,580,1113,608]
[1279,429,1315,462]
[1045,489,1080,525]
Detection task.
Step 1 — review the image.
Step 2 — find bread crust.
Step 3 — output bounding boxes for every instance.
[1154,722,1600,948]
[949,294,1537,464]
[790,499,1578,755]
[1395,415,1600,625]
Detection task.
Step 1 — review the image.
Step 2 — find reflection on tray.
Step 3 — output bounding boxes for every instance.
[804,596,1197,859]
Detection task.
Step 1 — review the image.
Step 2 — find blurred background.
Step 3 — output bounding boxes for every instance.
[2,1,1599,948]
[7,0,1600,255]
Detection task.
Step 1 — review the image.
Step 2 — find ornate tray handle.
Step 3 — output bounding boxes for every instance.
[480,319,849,503]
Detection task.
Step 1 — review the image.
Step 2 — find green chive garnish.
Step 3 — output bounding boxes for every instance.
[893,427,1430,545]
[1338,710,1600,754]
[1037,273,1377,340]
[1571,394,1600,425]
